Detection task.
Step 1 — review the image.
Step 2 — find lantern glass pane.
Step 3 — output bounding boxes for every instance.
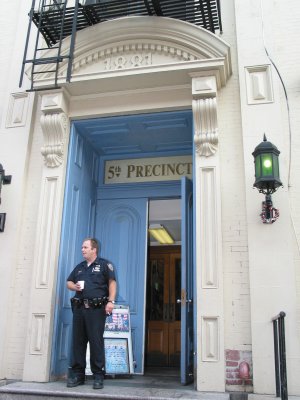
[273,156,279,177]
[261,154,273,176]
[255,156,261,178]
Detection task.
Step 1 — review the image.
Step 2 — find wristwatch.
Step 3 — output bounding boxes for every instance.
[108,300,115,304]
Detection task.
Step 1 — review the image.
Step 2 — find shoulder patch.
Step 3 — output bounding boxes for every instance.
[108,263,114,271]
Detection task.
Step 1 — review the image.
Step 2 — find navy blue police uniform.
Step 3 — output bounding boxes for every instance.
[67,257,116,381]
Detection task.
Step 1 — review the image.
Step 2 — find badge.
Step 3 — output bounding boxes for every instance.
[108,263,114,271]
[92,264,101,272]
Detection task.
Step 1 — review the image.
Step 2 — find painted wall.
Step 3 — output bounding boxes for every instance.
[217,0,252,389]
[0,0,36,380]
[234,0,300,395]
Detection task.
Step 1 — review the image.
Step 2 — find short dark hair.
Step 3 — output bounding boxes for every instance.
[83,237,99,254]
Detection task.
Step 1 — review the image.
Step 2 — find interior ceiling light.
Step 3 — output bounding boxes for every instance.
[148,224,174,244]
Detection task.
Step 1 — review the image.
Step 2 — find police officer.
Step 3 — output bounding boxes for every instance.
[66,238,116,389]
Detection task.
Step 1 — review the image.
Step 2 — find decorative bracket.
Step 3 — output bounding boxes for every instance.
[40,113,68,168]
[191,76,218,157]
[40,90,69,168]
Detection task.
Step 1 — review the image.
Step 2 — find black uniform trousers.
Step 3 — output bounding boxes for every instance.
[71,306,106,378]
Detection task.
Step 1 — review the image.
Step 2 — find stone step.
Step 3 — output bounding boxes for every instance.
[0,379,230,400]
[2,380,298,400]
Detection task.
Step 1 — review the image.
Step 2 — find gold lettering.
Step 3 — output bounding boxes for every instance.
[166,164,176,175]
[136,166,143,177]
[127,165,135,178]
[145,165,152,177]
[153,165,161,176]
[162,164,166,176]
[187,163,193,175]
[176,163,185,175]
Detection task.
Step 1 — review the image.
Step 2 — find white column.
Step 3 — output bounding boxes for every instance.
[23,90,70,381]
[192,76,225,392]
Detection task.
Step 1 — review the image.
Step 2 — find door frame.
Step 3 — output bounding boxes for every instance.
[51,123,196,378]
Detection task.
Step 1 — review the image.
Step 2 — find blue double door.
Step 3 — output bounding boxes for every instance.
[52,129,194,383]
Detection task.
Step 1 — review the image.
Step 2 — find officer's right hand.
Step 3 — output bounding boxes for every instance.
[74,282,83,291]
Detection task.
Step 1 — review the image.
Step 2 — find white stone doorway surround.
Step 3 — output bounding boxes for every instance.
[22,16,232,391]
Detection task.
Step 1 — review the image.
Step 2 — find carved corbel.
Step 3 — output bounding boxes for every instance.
[40,112,68,168]
[191,76,218,157]
[40,90,69,168]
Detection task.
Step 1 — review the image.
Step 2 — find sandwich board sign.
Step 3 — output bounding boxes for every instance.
[86,305,134,375]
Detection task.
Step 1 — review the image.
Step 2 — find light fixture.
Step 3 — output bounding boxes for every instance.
[252,135,283,223]
[148,224,174,244]
[0,163,12,233]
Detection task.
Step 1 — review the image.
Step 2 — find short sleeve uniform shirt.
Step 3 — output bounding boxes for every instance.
[67,257,116,299]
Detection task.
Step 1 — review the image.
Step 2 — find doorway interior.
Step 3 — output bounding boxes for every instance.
[146,199,182,377]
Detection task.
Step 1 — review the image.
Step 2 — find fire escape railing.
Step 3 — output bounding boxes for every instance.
[20,0,222,91]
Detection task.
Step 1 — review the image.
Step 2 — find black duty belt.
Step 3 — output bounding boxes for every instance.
[71,297,108,309]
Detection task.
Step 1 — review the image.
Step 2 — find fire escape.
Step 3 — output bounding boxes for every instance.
[20,0,222,91]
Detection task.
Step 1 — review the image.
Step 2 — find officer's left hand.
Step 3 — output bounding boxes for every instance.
[105,302,114,315]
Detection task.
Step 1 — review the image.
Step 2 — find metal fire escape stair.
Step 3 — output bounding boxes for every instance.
[20,0,222,92]
[20,0,80,91]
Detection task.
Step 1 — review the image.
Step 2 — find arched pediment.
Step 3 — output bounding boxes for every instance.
[32,16,231,89]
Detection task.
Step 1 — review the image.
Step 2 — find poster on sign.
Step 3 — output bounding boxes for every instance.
[104,338,130,374]
[105,308,130,333]
[86,306,134,375]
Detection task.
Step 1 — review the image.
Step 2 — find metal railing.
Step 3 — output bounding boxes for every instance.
[272,312,288,400]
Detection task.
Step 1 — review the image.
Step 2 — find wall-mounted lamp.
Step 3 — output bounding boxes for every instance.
[0,163,12,232]
[252,135,283,223]
[148,224,174,244]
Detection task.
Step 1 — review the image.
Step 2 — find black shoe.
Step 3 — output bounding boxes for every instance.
[66,376,85,388]
[93,376,104,389]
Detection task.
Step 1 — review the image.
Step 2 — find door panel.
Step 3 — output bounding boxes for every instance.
[180,177,194,384]
[146,247,181,368]
[96,197,148,374]
[147,321,169,365]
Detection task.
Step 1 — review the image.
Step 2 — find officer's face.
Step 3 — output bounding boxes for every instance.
[82,240,96,261]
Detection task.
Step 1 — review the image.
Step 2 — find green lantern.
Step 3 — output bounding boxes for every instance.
[252,134,283,194]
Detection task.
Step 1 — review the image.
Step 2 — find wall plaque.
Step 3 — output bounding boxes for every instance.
[104,155,192,184]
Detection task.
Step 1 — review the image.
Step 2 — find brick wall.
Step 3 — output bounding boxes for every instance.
[225,349,253,390]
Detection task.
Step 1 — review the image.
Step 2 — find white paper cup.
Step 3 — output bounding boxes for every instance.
[78,280,85,290]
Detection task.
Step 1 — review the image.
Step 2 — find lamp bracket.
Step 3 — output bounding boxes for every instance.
[260,194,279,224]
[2,175,12,185]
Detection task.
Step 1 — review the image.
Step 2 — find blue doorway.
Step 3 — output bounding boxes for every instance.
[51,110,194,379]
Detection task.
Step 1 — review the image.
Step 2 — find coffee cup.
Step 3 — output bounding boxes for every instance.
[78,280,85,290]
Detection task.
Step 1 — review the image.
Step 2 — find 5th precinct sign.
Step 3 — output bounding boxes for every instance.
[104,156,192,184]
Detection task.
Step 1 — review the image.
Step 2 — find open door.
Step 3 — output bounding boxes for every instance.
[96,197,148,374]
[51,128,98,378]
[180,177,194,385]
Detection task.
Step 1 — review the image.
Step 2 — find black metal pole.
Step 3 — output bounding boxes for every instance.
[278,312,288,400]
[216,0,223,33]
[19,0,36,87]
[66,0,80,82]
[273,319,280,397]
